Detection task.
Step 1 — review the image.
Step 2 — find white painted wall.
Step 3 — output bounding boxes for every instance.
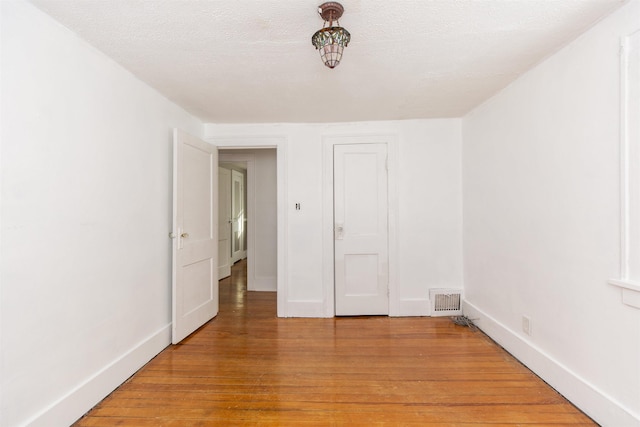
[205,119,463,317]
[0,1,203,426]
[252,149,278,285]
[462,1,640,425]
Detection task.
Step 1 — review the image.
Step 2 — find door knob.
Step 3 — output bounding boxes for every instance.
[181,232,189,238]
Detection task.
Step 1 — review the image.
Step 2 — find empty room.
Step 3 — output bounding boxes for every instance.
[1,0,639,426]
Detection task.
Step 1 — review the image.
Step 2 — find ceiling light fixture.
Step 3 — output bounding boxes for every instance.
[311,2,351,69]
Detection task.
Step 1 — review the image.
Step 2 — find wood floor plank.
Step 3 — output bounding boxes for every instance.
[73,260,595,426]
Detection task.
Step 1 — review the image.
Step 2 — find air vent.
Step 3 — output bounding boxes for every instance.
[429,288,462,317]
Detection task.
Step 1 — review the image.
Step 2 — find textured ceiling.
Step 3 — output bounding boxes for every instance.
[29,0,626,123]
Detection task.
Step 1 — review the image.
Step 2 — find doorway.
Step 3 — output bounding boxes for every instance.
[218,164,247,281]
[322,135,399,317]
[218,148,277,293]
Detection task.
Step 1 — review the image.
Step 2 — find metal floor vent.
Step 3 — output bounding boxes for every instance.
[429,289,462,317]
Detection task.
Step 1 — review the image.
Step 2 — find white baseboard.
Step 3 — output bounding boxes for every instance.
[463,300,639,427]
[26,325,171,427]
[248,275,276,292]
[282,298,431,317]
[390,297,430,317]
[283,300,329,317]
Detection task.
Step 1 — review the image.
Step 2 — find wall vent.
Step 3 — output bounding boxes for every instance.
[429,288,462,317]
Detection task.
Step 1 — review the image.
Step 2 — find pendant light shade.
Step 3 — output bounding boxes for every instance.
[312,2,351,69]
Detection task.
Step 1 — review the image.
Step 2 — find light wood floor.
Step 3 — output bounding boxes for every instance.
[74,260,595,426]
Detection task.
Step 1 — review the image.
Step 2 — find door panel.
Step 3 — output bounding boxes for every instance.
[344,254,379,295]
[183,144,214,240]
[172,129,218,344]
[334,143,389,315]
[218,167,231,279]
[182,258,215,313]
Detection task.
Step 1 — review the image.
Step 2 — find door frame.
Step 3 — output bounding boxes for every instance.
[218,152,263,291]
[209,136,288,317]
[322,135,399,317]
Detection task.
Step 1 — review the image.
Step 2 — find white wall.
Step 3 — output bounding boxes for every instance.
[205,119,463,317]
[251,149,278,285]
[462,1,640,425]
[0,1,203,426]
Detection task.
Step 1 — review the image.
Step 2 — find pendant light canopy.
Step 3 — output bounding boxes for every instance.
[311,2,351,69]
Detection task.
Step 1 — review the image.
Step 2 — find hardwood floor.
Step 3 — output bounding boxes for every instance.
[74,260,595,426]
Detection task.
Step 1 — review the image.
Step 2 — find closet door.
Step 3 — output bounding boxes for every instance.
[334,143,389,316]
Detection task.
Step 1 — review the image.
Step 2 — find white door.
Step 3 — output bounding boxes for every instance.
[334,143,389,315]
[218,167,232,279]
[172,129,218,344]
[230,169,245,264]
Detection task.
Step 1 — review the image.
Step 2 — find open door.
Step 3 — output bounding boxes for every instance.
[218,167,232,279]
[172,129,218,344]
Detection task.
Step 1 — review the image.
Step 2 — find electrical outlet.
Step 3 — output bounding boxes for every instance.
[522,316,532,336]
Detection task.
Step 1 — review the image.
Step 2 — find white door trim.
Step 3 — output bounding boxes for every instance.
[209,136,288,317]
[322,134,399,317]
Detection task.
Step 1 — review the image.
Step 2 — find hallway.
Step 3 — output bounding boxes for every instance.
[73,260,594,425]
